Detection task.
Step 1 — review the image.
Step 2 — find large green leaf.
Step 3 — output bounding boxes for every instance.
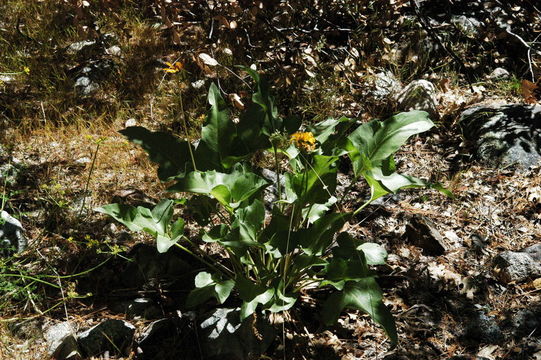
[195,83,236,170]
[96,200,182,253]
[358,243,388,266]
[347,111,434,176]
[284,155,338,205]
[120,126,193,180]
[237,276,275,320]
[321,257,370,290]
[298,213,348,256]
[308,117,356,155]
[321,280,397,346]
[261,208,296,257]
[186,271,235,307]
[234,199,265,244]
[169,165,268,208]
[242,67,281,134]
[95,203,144,233]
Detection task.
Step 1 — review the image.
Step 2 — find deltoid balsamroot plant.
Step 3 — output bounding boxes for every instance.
[96,69,437,346]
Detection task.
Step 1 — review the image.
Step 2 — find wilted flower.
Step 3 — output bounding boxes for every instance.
[162,61,183,73]
[290,132,316,152]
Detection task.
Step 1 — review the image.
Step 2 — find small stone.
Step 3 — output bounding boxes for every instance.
[77,319,135,358]
[105,45,121,56]
[126,298,162,319]
[451,15,483,37]
[1,210,27,254]
[486,67,510,79]
[138,315,197,360]
[75,157,91,164]
[493,247,541,283]
[395,79,439,119]
[67,40,97,55]
[0,75,16,83]
[370,71,401,101]
[74,76,99,96]
[125,118,137,127]
[405,215,448,256]
[43,321,80,359]
[0,161,22,185]
[191,80,206,89]
[510,308,541,338]
[464,312,503,344]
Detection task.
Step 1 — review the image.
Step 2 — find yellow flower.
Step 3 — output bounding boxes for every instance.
[290,132,316,152]
[162,61,183,73]
[23,66,30,75]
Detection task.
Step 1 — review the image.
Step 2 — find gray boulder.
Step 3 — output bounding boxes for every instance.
[370,71,401,101]
[486,67,510,80]
[77,319,135,358]
[460,105,541,169]
[463,312,503,344]
[493,244,541,283]
[395,79,439,120]
[43,321,80,360]
[405,215,448,256]
[451,15,484,37]
[0,210,27,254]
[137,314,198,360]
[199,308,274,360]
[510,308,541,338]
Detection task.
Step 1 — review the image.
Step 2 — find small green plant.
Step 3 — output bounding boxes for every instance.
[96,68,438,345]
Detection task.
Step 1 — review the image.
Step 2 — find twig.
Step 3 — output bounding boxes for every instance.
[79,138,103,217]
[504,27,535,82]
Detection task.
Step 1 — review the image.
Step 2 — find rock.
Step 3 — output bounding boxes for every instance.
[75,157,91,164]
[77,319,135,358]
[451,15,483,37]
[137,314,198,360]
[67,40,97,55]
[8,318,43,340]
[523,243,541,262]
[125,118,137,127]
[405,215,448,256]
[509,308,541,338]
[486,67,510,80]
[464,312,503,344]
[370,71,401,101]
[199,308,274,360]
[0,210,27,254]
[191,79,206,89]
[0,74,16,83]
[493,245,541,283]
[105,45,121,56]
[395,79,439,119]
[73,60,115,96]
[459,105,541,169]
[0,161,22,185]
[261,169,286,210]
[111,298,162,319]
[43,321,80,360]
[74,76,99,96]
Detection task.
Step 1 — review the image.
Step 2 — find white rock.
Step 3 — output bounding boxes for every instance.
[395,79,439,119]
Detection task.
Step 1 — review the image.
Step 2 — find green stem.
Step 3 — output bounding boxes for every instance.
[273,145,282,210]
[178,90,198,172]
[177,237,234,277]
[352,199,372,216]
[0,274,60,288]
[79,140,101,216]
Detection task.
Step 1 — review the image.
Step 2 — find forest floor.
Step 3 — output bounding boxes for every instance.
[1,1,540,359]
